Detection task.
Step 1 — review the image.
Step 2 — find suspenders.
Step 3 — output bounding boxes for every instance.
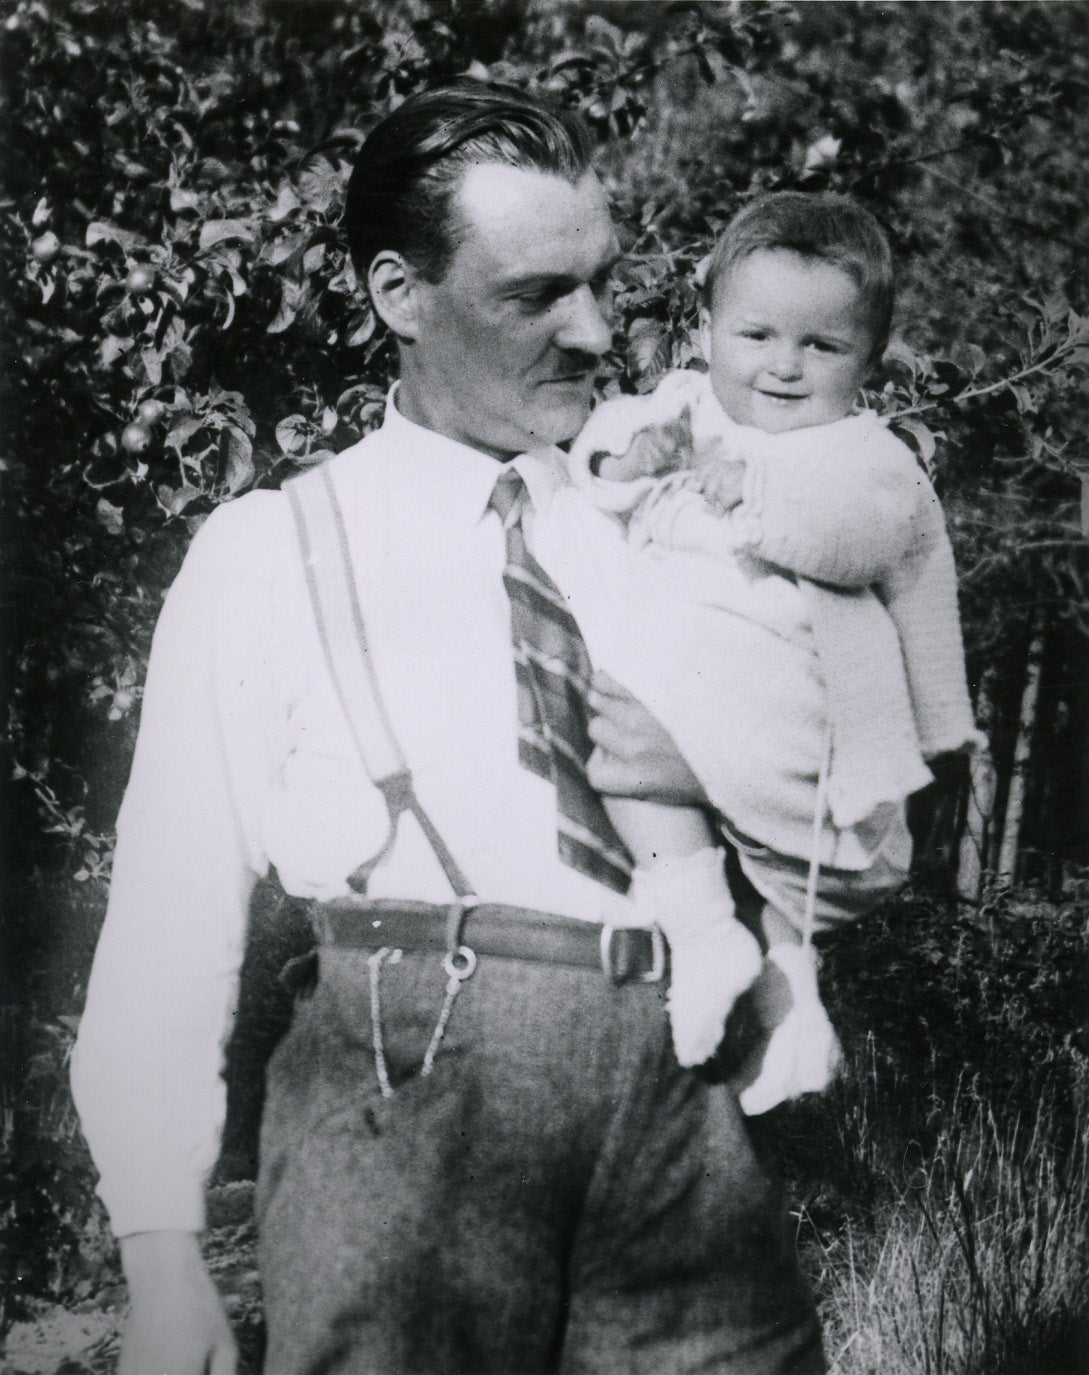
[286,460,827,955]
[285,465,475,901]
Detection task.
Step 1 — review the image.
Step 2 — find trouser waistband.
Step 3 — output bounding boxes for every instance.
[314,896,668,984]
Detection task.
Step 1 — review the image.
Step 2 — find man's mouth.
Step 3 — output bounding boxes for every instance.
[543,370,595,387]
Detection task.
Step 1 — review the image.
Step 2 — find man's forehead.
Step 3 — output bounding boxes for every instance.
[451,162,618,279]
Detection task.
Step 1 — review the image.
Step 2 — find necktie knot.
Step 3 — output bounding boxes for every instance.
[489,465,527,529]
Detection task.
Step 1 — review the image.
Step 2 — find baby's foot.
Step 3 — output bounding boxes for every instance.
[631,848,763,1068]
[736,944,842,1116]
[665,914,763,1066]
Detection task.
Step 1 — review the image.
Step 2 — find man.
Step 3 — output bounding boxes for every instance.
[72,81,824,1373]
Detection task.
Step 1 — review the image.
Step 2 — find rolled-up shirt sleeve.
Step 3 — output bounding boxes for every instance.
[70,495,283,1237]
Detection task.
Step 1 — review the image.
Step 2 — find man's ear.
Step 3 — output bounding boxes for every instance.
[369,250,421,342]
[697,305,714,365]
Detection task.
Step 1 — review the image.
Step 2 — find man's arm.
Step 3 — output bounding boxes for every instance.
[70,498,283,1373]
[587,671,708,805]
[119,1232,237,1375]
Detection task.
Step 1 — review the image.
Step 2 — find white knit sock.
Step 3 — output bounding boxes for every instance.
[631,848,763,1067]
[737,943,842,1116]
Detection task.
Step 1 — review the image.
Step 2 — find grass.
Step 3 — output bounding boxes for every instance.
[5,880,1088,1372]
[783,1041,1089,1375]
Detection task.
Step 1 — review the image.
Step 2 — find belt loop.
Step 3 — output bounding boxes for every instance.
[642,925,667,983]
[445,895,480,957]
[599,924,620,982]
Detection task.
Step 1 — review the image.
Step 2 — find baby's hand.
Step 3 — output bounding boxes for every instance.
[568,394,653,478]
[694,453,746,514]
[597,416,693,482]
[690,442,748,517]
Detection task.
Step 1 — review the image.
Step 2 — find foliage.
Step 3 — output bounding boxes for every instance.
[800,1076,1089,1375]
[2,0,1087,882]
[2,0,1088,1351]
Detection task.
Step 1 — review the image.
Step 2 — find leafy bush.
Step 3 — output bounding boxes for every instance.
[3,0,1088,1344]
[3,0,1086,884]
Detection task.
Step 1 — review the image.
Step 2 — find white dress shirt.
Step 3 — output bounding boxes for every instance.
[71,394,638,1238]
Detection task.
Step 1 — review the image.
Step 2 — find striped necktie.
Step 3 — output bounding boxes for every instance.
[490,466,632,894]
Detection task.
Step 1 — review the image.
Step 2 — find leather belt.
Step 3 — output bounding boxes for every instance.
[316,897,668,984]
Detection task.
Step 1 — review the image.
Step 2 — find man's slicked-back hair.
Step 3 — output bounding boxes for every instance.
[345,79,595,287]
[705,191,896,359]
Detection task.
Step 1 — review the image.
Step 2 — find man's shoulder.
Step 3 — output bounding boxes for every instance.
[195,427,387,550]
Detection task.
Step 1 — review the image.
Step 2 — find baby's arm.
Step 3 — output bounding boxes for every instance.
[639,422,930,589]
[732,426,930,587]
[567,372,705,512]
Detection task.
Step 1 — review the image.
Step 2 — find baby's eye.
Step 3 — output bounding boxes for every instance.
[808,339,842,354]
[737,328,768,340]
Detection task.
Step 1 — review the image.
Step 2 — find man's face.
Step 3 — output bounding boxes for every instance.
[398,162,620,458]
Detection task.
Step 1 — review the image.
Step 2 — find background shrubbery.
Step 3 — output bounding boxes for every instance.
[2,2,1087,1370]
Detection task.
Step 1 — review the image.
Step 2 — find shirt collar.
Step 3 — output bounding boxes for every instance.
[378,383,569,525]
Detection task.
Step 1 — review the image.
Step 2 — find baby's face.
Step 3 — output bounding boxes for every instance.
[700,248,874,433]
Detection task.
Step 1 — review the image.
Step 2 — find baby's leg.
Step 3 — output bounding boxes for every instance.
[731,853,848,1116]
[605,798,762,1066]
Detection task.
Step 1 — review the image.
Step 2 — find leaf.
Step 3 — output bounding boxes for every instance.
[626,316,668,379]
[267,278,305,334]
[141,348,163,386]
[275,413,312,455]
[86,220,142,251]
[266,231,307,267]
[169,186,201,214]
[1009,383,1034,414]
[165,415,204,452]
[268,182,301,224]
[346,307,376,347]
[156,482,202,515]
[303,241,327,274]
[894,417,937,472]
[199,218,255,252]
[98,334,133,367]
[803,134,841,171]
[95,498,125,535]
[222,427,255,494]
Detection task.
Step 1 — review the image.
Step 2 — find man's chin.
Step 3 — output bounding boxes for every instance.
[523,389,595,449]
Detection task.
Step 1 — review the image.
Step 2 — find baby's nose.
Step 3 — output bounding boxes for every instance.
[768,342,803,378]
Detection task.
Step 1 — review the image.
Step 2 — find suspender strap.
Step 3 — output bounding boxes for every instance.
[286,465,475,900]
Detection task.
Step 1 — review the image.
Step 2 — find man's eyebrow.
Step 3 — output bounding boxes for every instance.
[500,252,622,293]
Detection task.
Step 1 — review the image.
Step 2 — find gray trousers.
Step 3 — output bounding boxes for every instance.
[256,939,825,1374]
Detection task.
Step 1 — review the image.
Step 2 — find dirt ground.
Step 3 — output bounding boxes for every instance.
[2,1183,264,1375]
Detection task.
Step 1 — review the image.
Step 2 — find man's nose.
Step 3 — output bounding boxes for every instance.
[555,284,613,357]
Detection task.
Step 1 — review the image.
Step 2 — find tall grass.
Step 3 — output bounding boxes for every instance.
[791,1047,1089,1375]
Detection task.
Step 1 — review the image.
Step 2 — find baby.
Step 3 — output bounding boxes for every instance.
[561,191,983,1112]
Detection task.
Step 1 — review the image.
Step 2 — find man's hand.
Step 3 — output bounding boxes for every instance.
[119,1231,237,1375]
[587,671,707,806]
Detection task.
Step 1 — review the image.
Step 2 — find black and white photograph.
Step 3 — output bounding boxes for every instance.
[3,2,1087,1371]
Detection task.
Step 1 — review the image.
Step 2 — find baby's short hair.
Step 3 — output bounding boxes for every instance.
[704,191,895,358]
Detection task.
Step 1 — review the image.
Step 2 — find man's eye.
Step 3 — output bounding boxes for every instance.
[516,288,563,310]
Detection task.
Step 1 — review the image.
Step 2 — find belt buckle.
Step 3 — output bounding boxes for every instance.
[599,923,666,983]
